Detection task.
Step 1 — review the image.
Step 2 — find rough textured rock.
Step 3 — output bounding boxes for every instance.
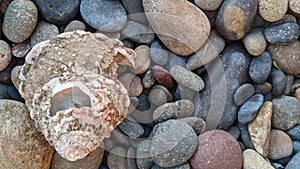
[190,130,242,169]
[264,22,300,44]
[19,31,136,161]
[248,101,272,157]
[179,117,206,135]
[0,40,12,71]
[0,99,54,169]
[243,149,275,169]
[150,120,198,167]
[268,41,300,75]
[268,129,293,160]
[242,28,267,56]
[143,0,211,56]
[30,21,59,47]
[249,51,272,84]
[215,0,258,40]
[234,83,255,106]
[258,0,288,22]
[2,0,38,43]
[136,140,155,169]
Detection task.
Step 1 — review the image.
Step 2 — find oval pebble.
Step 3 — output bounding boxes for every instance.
[170,65,204,91]
[228,126,241,139]
[215,0,257,40]
[270,69,286,98]
[194,0,223,11]
[190,130,242,169]
[150,40,169,66]
[136,140,155,169]
[264,22,300,44]
[249,51,272,84]
[151,163,190,169]
[0,40,12,71]
[151,65,174,89]
[234,83,255,106]
[268,129,293,160]
[119,73,143,97]
[64,20,86,32]
[30,21,59,47]
[131,45,151,74]
[143,0,211,56]
[258,0,288,22]
[150,120,198,167]
[242,28,267,56]
[255,82,272,95]
[243,149,275,169]
[2,0,38,43]
[238,94,264,124]
[0,100,54,169]
[149,85,173,107]
[80,0,127,32]
[33,0,79,25]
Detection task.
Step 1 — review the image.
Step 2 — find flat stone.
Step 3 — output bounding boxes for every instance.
[264,22,300,44]
[242,28,267,56]
[150,40,169,66]
[118,118,144,138]
[64,20,86,32]
[170,65,205,91]
[190,130,242,169]
[268,129,293,160]
[243,149,275,169]
[11,39,30,58]
[0,40,12,71]
[121,21,155,44]
[131,45,151,74]
[30,21,59,47]
[270,69,286,98]
[153,100,194,123]
[268,41,300,75]
[249,101,272,157]
[272,96,300,130]
[107,146,127,169]
[286,151,300,169]
[215,0,257,40]
[119,73,143,97]
[150,120,198,167]
[151,65,174,90]
[287,124,300,140]
[258,0,288,22]
[186,30,225,70]
[80,0,127,32]
[3,0,38,43]
[33,0,79,25]
[136,140,155,169]
[249,51,272,84]
[234,83,255,106]
[194,0,223,11]
[149,85,173,107]
[179,117,206,135]
[143,0,211,56]
[238,94,264,124]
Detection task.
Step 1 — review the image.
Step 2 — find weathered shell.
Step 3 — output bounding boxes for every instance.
[19,30,136,161]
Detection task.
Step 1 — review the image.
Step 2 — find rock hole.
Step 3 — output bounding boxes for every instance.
[50,87,91,116]
[49,4,53,8]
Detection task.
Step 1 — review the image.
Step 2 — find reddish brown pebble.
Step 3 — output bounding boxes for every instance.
[151,65,174,89]
[268,129,293,160]
[11,39,31,58]
[190,130,243,169]
[119,73,143,97]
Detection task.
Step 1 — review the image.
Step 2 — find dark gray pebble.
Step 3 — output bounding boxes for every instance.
[234,83,255,106]
[238,94,264,124]
[237,122,254,149]
[121,21,155,44]
[249,51,272,84]
[150,40,169,66]
[119,117,144,138]
[269,69,286,98]
[136,140,155,169]
[7,86,24,102]
[293,140,300,154]
[264,22,300,44]
[0,83,10,99]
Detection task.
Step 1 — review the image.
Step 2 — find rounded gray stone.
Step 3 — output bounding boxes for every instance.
[249,51,272,84]
[121,21,155,44]
[238,94,264,124]
[234,83,255,106]
[30,21,59,47]
[136,140,155,169]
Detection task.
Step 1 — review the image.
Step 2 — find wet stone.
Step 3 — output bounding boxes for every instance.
[150,40,169,66]
[149,85,173,107]
[258,0,288,22]
[151,65,174,90]
[150,120,198,167]
[269,69,286,98]
[136,140,155,169]
[2,0,38,43]
[268,129,293,160]
[33,0,79,25]
[118,117,144,138]
[242,28,267,56]
[30,21,59,47]
[121,21,155,45]
[249,51,272,84]
[234,83,255,106]
[64,20,86,32]
[179,117,206,135]
[0,40,12,71]
[264,22,300,44]
[11,39,30,58]
[238,94,264,124]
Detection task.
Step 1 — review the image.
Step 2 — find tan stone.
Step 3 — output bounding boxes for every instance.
[10,65,22,89]
[295,88,300,101]
[258,0,288,22]
[130,45,151,74]
[143,0,210,56]
[249,101,272,157]
[243,149,275,169]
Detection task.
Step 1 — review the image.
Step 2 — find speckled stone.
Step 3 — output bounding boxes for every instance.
[268,41,300,75]
[149,85,173,106]
[131,45,151,74]
[151,65,174,89]
[80,0,127,32]
[150,40,169,66]
[136,140,155,169]
[242,28,267,56]
[186,30,225,70]
[194,0,223,11]
[190,130,242,169]
[272,96,300,130]
[64,20,86,32]
[143,0,210,56]
[2,0,38,43]
[10,65,22,89]
[243,149,275,169]
[150,120,198,167]
[51,146,104,169]
[264,22,300,44]
[153,100,194,123]
[268,129,293,160]
[11,39,30,58]
[121,21,155,44]
[258,0,288,22]
[249,101,272,157]
[170,65,204,91]
[107,146,127,169]
[179,117,206,135]
[33,0,79,25]
[142,69,155,89]
[289,0,300,16]
[238,94,264,124]
[215,0,257,40]
[0,40,12,71]
[30,21,59,47]
[270,69,286,98]
[118,117,144,138]
[249,51,272,84]
[119,73,143,97]
[234,83,255,106]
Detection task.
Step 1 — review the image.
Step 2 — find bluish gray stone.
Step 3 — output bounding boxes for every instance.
[118,117,144,138]
[7,86,24,102]
[121,21,155,44]
[80,0,127,32]
[238,94,264,124]
[285,151,300,169]
[136,140,155,169]
[249,51,272,83]
[122,0,147,23]
[293,140,300,154]
[264,22,300,44]
[234,83,255,106]
[150,40,169,66]
[237,122,254,149]
[287,125,300,140]
[0,83,10,99]
[270,69,286,98]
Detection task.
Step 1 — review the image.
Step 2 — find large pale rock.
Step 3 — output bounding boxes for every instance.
[243,149,274,169]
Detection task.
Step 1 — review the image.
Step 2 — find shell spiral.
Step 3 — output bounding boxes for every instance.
[19,31,136,161]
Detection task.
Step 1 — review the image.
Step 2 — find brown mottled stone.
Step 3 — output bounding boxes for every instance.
[130,45,151,74]
[0,40,12,71]
[243,149,275,169]
[10,65,22,89]
[249,101,272,157]
[11,39,31,58]
[119,73,143,97]
[190,130,243,169]
[143,0,210,56]
[268,41,300,75]
[268,129,293,160]
[258,0,288,22]
[151,65,174,89]
[215,0,258,40]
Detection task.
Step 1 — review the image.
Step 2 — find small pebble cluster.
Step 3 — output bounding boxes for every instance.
[0,0,299,169]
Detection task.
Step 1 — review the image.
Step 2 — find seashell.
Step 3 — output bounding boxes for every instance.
[19,30,136,161]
